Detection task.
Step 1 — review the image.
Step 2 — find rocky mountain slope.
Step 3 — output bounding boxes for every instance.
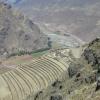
[0,1,100,100]
[0,3,48,58]
[33,38,100,100]
[0,37,99,100]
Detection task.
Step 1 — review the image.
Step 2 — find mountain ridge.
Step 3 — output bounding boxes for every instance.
[0,2,48,58]
[13,0,100,42]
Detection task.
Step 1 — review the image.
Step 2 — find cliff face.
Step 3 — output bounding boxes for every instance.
[83,38,100,69]
[0,3,48,57]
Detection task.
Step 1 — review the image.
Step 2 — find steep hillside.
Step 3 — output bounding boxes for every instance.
[0,38,99,100]
[33,38,100,100]
[0,3,48,58]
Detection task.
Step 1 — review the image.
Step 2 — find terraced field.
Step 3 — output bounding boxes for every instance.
[0,49,76,100]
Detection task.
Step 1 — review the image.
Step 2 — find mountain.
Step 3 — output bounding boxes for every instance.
[34,38,100,100]
[0,1,100,100]
[12,0,100,7]
[13,0,100,42]
[0,3,48,58]
[0,37,99,100]
[0,0,21,4]
[6,0,21,4]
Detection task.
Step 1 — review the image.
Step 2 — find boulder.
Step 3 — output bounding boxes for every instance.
[50,95,62,100]
[95,77,100,91]
[68,63,82,78]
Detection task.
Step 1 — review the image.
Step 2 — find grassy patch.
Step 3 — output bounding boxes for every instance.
[31,48,50,57]
[32,51,48,57]
[8,48,50,58]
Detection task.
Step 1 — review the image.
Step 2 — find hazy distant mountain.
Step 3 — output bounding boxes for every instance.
[14,0,100,7]
[12,0,100,42]
[0,0,21,4]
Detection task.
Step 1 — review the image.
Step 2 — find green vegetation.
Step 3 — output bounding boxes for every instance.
[31,48,50,57]
[31,48,50,54]
[7,48,50,58]
[32,50,48,57]
[7,38,52,58]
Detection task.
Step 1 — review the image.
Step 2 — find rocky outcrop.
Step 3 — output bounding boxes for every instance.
[68,62,83,78]
[50,95,62,100]
[35,38,100,100]
[95,77,100,91]
[83,38,100,69]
